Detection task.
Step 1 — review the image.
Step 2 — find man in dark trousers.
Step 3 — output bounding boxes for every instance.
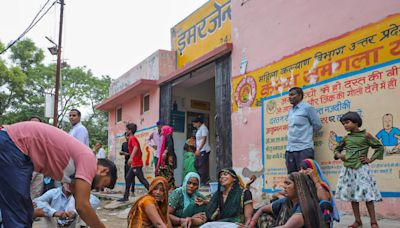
[118,123,150,201]
[119,133,135,194]
[192,117,211,185]
[0,121,117,228]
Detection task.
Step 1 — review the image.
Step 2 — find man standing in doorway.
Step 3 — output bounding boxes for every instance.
[192,117,211,185]
[286,87,322,173]
[69,108,89,147]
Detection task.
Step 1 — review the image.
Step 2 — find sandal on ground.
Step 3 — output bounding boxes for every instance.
[348,220,362,228]
[371,221,379,228]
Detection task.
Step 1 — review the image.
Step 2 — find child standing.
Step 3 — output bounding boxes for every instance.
[183,136,197,179]
[334,112,384,228]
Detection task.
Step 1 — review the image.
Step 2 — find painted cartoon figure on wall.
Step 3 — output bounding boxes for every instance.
[375,113,400,155]
[328,130,343,152]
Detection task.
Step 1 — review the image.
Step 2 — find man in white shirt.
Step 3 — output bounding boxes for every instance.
[94,143,106,159]
[69,109,89,147]
[34,184,100,228]
[192,117,211,185]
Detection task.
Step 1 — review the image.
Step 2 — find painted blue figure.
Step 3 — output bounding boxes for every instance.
[375,113,400,154]
[328,130,343,152]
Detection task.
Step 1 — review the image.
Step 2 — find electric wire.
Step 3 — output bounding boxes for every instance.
[0,0,57,55]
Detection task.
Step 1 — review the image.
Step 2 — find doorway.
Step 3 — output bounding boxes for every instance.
[159,55,232,185]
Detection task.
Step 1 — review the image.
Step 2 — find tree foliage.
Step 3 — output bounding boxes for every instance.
[0,38,110,148]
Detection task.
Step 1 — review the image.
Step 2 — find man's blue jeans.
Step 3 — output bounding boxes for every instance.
[0,130,34,227]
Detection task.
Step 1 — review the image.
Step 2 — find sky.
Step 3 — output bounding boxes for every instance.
[0,0,209,79]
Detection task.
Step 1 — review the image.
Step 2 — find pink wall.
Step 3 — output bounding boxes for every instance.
[107,87,160,159]
[104,49,176,159]
[231,0,400,76]
[231,0,400,218]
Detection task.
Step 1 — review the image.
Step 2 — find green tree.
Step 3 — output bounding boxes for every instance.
[83,75,111,147]
[10,38,45,72]
[0,41,27,119]
[1,39,53,123]
[0,38,110,148]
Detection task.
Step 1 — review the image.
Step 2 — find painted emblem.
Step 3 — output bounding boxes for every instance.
[266,100,277,114]
[235,76,257,108]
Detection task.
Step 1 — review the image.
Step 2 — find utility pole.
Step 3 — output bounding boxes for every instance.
[53,0,65,127]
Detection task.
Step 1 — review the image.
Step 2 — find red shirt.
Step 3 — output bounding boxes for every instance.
[128,135,143,168]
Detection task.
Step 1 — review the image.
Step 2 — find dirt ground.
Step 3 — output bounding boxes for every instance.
[96,200,128,227]
[32,200,127,228]
[33,198,400,228]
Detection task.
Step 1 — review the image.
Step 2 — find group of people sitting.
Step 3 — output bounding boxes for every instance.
[126,159,339,228]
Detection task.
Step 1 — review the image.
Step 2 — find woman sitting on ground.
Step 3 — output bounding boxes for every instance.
[127,176,171,228]
[266,159,340,228]
[168,172,208,227]
[249,172,324,228]
[299,159,340,227]
[204,168,253,225]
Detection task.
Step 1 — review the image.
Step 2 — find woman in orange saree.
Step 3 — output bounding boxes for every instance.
[127,176,171,228]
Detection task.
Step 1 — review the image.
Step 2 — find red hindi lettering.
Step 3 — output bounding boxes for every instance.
[321,85,330,94]
[368,70,383,81]
[331,81,342,92]
[386,66,399,77]
[317,63,334,78]
[307,98,319,106]
[388,78,397,89]
[380,81,387,90]
[305,88,317,98]
[364,82,379,94]
[389,39,400,56]
[350,46,382,69]
[336,56,351,72]
[336,91,345,99]
[344,79,353,89]
[261,84,274,96]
